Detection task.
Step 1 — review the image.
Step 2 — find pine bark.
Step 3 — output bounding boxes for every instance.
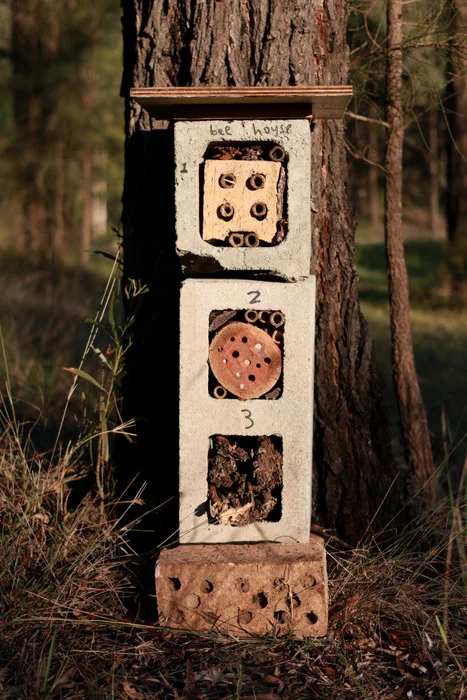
[384,0,436,503]
[121,0,404,545]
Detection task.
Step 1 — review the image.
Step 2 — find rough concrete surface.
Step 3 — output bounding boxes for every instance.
[174,119,312,280]
[179,278,315,544]
[156,537,328,638]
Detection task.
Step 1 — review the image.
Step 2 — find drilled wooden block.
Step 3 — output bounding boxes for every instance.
[203,160,281,244]
[156,537,327,638]
[209,321,282,400]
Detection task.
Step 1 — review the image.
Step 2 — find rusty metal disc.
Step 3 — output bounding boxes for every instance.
[209,321,281,400]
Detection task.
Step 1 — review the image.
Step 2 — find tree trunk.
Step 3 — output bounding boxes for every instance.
[368,101,380,230]
[446,0,467,299]
[384,0,436,503]
[80,46,96,267]
[11,0,52,260]
[428,98,440,237]
[54,140,66,261]
[81,143,92,266]
[121,0,405,546]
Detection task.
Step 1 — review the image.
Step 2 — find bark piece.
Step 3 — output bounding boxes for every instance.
[156,537,328,638]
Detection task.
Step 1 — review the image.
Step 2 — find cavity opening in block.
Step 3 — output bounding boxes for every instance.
[207,434,283,526]
[208,309,284,400]
[201,141,288,247]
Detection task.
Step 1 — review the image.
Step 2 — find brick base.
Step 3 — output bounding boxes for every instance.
[155,536,327,638]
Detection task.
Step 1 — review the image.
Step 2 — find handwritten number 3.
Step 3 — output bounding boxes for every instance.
[241,409,254,429]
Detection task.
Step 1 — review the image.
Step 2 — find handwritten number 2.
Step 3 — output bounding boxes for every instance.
[247,290,261,304]
[241,409,254,429]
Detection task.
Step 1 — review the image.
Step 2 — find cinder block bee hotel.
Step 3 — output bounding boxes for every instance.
[131,86,352,638]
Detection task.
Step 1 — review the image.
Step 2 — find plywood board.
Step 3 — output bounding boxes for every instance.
[130,85,352,120]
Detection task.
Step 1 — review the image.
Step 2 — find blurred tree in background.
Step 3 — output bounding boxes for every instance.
[0,0,466,274]
[0,0,122,264]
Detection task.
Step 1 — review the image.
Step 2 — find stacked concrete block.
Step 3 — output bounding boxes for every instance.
[179,278,315,545]
[174,119,312,280]
[156,113,326,639]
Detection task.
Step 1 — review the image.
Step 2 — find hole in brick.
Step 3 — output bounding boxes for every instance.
[285,593,302,610]
[238,578,250,593]
[202,580,214,593]
[169,577,181,591]
[207,435,283,525]
[254,592,268,608]
[208,311,284,400]
[302,575,317,589]
[274,610,287,624]
[306,611,319,624]
[272,578,287,592]
[238,610,253,625]
[184,594,201,609]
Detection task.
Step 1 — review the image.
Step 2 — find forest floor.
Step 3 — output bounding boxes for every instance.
[0,228,466,698]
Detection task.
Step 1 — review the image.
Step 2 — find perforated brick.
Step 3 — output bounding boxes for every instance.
[156,537,327,638]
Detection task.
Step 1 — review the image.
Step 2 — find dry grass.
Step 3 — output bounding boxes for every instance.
[0,402,465,699]
[0,249,465,699]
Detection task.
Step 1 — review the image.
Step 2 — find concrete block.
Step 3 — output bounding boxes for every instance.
[179,278,315,544]
[174,120,312,280]
[156,537,328,638]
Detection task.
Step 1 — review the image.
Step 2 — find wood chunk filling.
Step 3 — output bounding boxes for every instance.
[208,435,282,526]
